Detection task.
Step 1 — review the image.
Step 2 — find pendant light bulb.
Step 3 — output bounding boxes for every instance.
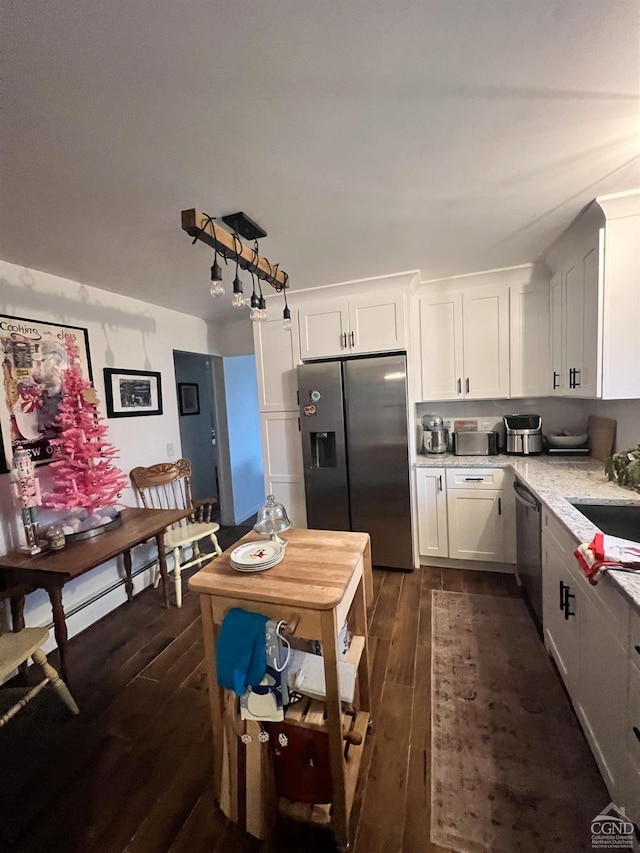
[232,273,244,308]
[282,304,291,332]
[210,258,223,284]
[210,281,225,298]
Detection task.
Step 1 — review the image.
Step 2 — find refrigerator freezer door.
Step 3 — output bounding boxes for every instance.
[297,361,350,531]
[343,355,413,569]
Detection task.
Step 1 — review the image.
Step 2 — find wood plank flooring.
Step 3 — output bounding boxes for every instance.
[0,549,602,853]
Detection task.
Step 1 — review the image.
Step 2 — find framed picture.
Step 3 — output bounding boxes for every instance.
[0,315,92,467]
[104,368,163,418]
[178,383,200,416]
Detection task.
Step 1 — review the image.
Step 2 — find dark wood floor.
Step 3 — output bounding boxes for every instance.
[0,548,570,853]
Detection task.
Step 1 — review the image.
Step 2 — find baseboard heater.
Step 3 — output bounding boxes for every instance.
[44,555,160,629]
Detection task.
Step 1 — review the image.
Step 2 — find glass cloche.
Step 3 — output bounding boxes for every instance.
[254,495,291,546]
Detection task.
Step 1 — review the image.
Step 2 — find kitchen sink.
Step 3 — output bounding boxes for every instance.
[570,501,640,542]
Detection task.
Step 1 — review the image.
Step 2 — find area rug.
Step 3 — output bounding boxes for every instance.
[431,590,607,853]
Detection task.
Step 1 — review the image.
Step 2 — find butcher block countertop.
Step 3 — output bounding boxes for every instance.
[415,454,640,612]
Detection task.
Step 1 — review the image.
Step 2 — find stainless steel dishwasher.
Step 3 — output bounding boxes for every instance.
[514,480,542,626]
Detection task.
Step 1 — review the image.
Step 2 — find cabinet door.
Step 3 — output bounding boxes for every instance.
[563,237,600,400]
[576,239,601,397]
[577,597,628,801]
[260,413,307,528]
[348,293,406,354]
[418,292,464,401]
[416,468,448,558]
[549,272,564,394]
[298,300,349,360]
[541,532,580,694]
[510,280,549,398]
[462,285,510,400]
[446,488,506,562]
[254,316,299,412]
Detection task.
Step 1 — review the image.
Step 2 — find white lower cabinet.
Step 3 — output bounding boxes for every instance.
[416,466,513,564]
[541,527,581,694]
[542,511,635,816]
[415,468,448,558]
[577,598,628,802]
[447,489,506,562]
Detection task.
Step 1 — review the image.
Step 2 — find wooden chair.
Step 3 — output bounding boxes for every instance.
[0,625,79,726]
[130,458,222,608]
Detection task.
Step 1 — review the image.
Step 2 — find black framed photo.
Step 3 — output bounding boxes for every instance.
[178,383,200,416]
[104,368,163,418]
[0,314,93,467]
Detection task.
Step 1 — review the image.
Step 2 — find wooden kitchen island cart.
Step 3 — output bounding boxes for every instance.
[188,528,372,851]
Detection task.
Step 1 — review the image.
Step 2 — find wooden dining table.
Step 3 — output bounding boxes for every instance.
[0,506,189,684]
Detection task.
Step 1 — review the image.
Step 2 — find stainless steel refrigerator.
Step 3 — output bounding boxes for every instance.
[297,354,413,570]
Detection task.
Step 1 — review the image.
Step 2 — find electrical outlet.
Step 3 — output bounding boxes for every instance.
[166,443,175,457]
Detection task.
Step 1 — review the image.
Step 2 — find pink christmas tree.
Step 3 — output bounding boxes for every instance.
[43,336,127,513]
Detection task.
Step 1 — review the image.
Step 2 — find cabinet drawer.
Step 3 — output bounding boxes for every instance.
[446,468,505,490]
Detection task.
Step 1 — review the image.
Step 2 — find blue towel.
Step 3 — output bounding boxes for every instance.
[216,607,269,695]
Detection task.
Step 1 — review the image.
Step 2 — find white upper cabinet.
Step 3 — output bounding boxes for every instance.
[462,284,510,399]
[417,282,510,401]
[545,189,640,400]
[298,292,406,361]
[509,278,549,398]
[418,292,463,400]
[549,272,563,395]
[298,298,349,360]
[254,315,300,412]
[348,293,406,354]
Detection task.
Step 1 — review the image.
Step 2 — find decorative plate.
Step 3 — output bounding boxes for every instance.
[230,540,284,568]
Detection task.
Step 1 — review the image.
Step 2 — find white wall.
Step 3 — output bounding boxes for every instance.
[0,260,222,648]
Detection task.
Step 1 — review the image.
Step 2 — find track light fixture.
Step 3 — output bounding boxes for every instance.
[183,208,290,325]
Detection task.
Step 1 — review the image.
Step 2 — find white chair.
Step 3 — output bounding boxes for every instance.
[0,626,79,726]
[130,458,222,607]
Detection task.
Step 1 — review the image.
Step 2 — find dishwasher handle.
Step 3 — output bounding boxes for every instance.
[513,481,540,512]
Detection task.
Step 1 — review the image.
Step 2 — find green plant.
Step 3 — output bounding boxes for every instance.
[605,445,640,488]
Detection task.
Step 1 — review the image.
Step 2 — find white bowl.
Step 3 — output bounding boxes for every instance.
[544,432,589,448]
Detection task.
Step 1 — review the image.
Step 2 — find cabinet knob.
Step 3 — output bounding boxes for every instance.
[552,371,559,390]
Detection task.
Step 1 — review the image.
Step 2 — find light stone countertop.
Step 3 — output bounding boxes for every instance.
[415,453,640,613]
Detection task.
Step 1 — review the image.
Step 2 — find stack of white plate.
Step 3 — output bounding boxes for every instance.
[230,540,284,573]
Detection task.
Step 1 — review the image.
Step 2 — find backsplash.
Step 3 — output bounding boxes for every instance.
[415,397,640,454]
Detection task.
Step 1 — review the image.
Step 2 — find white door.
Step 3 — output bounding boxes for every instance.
[462,284,510,399]
[510,280,549,398]
[298,299,349,360]
[446,488,506,562]
[541,534,580,694]
[254,316,299,412]
[348,293,406,355]
[549,272,563,395]
[418,292,464,401]
[416,468,448,559]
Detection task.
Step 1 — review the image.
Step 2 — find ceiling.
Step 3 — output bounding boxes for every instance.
[1,1,639,323]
